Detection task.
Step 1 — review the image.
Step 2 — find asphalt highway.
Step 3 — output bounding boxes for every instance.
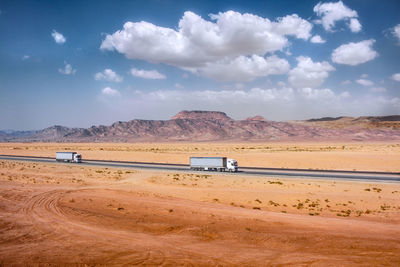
[1,155,399,183]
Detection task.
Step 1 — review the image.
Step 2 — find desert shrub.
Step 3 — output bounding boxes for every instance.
[268,200,279,206]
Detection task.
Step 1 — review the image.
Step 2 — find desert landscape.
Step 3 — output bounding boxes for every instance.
[3,0,400,265]
[0,142,400,265]
[1,141,400,172]
[1,114,400,265]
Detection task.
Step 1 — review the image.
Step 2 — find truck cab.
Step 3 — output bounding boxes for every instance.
[227,158,238,172]
[73,153,82,163]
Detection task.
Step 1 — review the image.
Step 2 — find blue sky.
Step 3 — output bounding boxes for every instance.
[1,0,400,130]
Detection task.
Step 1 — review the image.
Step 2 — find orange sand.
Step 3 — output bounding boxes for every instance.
[1,142,399,172]
[0,160,399,265]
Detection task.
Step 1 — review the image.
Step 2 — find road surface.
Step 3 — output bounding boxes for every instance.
[1,155,399,183]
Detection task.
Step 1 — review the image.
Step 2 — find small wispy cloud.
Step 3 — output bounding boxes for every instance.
[370,87,386,93]
[58,61,76,75]
[51,30,66,44]
[95,69,123,82]
[102,87,120,96]
[174,83,184,89]
[130,68,166,79]
[22,55,30,60]
[341,80,352,85]
[356,79,374,86]
[391,73,400,82]
[310,35,326,44]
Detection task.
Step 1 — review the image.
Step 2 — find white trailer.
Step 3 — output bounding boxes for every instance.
[56,152,82,163]
[190,157,238,172]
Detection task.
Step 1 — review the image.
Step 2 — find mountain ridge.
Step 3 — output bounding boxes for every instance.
[1,111,400,142]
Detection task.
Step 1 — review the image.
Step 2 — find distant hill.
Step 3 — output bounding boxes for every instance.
[1,111,400,142]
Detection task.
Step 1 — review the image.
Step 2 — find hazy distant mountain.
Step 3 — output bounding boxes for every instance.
[1,111,400,142]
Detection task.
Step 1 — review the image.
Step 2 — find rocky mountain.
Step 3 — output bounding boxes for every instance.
[2,111,400,142]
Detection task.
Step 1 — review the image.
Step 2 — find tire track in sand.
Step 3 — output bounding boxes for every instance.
[19,189,225,265]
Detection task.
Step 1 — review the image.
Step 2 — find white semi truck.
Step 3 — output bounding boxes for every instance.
[56,152,82,163]
[190,157,238,172]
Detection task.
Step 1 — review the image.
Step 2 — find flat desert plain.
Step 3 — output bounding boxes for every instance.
[0,144,400,265]
[1,142,400,172]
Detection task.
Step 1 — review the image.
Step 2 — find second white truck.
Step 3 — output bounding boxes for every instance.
[190,157,238,172]
[56,152,82,163]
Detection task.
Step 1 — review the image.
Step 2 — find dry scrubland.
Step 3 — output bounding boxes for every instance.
[0,160,400,265]
[1,142,400,172]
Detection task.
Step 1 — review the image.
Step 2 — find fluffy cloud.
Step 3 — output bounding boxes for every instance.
[310,35,326,44]
[272,14,313,40]
[130,68,166,79]
[95,69,123,82]
[58,61,76,75]
[349,18,362,33]
[356,79,374,86]
[393,24,400,43]
[100,10,312,81]
[331,39,378,66]
[102,87,120,96]
[51,30,66,44]
[198,55,290,82]
[313,1,360,32]
[288,56,335,88]
[391,73,400,82]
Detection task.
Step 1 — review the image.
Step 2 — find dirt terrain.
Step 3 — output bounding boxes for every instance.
[0,160,399,265]
[1,142,400,172]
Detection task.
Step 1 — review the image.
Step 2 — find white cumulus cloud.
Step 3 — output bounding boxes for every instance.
[51,30,66,44]
[288,56,335,88]
[391,73,400,82]
[100,10,312,81]
[102,87,120,96]
[58,61,76,75]
[198,55,290,82]
[130,68,166,79]
[313,1,360,32]
[356,79,374,86]
[331,39,378,66]
[349,18,362,33]
[272,14,313,40]
[95,69,123,82]
[310,35,326,44]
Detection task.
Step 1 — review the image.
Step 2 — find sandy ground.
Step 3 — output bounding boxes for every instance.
[0,160,399,265]
[1,142,400,172]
